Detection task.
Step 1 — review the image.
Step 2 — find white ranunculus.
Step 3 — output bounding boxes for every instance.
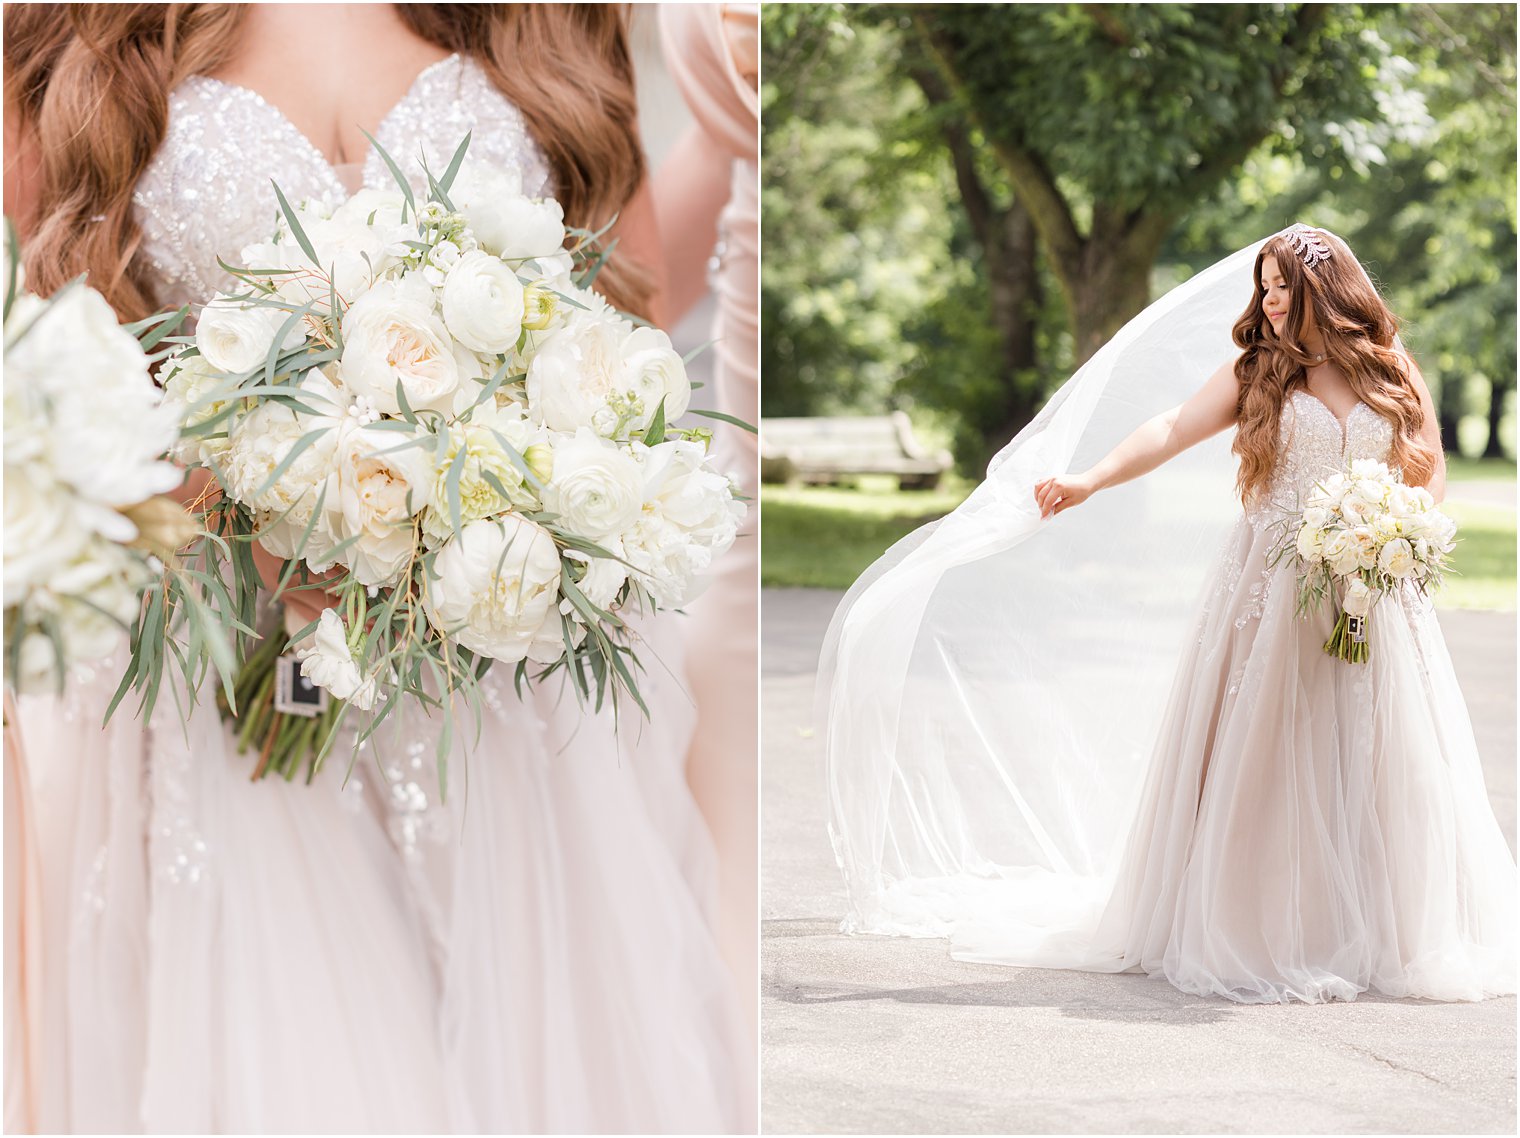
[618,326,691,429]
[542,428,643,540]
[296,609,381,709]
[1343,576,1375,618]
[441,251,525,354]
[421,516,562,662]
[524,311,628,435]
[196,293,306,374]
[1378,537,1417,579]
[339,277,462,415]
[334,426,432,587]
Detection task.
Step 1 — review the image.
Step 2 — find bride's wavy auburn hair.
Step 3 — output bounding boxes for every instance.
[3,3,650,320]
[1231,227,1437,501]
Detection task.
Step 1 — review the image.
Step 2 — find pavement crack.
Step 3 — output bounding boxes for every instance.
[1345,1044,1445,1086]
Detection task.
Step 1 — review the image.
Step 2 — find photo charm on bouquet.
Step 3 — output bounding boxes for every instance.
[139,132,749,785]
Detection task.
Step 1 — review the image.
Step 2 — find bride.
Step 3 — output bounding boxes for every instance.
[4,3,751,1132]
[820,223,1516,1005]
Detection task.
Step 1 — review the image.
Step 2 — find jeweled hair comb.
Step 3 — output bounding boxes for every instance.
[1280,223,1333,268]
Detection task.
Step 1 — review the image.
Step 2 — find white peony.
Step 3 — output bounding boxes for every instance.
[1301,505,1333,531]
[451,164,566,260]
[441,250,525,354]
[421,516,562,662]
[1295,524,1326,564]
[1378,537,1417,579]
[1322,530,1362,578]
[618,326,691,428]
[162,353,235,467]
[542,428,643,541]
[339,277,466,415]
[524,310,629,436]
[196,293,306,374]
[561,544,628,619]
[3,474,89,607]
[296,609,380,709]
[621,440,744,607]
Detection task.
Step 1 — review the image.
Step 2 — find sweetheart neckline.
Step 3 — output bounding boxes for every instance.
[181,52,462,195]
[1288,388,1374,448]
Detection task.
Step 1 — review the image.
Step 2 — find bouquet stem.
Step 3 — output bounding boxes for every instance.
[217,632,345,783]
[1323,609,1371,664]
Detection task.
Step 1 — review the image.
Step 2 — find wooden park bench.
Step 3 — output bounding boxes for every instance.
[760,412,954,490]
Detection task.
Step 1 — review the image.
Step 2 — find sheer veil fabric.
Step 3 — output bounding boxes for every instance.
[817,236,1517,1001]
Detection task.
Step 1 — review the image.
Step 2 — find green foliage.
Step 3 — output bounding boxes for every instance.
[763,3,1517,466]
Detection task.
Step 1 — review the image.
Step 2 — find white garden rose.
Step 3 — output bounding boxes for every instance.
[1378,537,1417,579]
[542,428,643,541]
[196,293,306,374]
[222,396,343,568]
[339,277,465,414]
[1349,526,1379,570]
[1343,576,1375,618]
[618,326,691,429]
[335,426,433,587]
[422,516,562,662]
[441,250,525,354]
[296,609,380,709]
[524,311,628,435]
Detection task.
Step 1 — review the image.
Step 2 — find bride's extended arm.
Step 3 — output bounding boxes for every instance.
[1034,358,1240,517]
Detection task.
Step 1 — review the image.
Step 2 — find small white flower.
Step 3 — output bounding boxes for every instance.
[296,609,381,709]
[1343,576,1375,618]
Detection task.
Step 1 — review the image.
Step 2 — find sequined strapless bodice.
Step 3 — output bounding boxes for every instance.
[1248,389,1396,525]
[132,53,551,310]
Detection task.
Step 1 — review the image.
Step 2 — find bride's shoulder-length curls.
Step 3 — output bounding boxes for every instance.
[3,2,651,321]
[1229,225,1438,501]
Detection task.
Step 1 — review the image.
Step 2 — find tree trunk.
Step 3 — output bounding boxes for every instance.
[1482,377,1511,459]
[1064,235,1159,366]
[984,202,1042,449]
[1438,373,1464,456]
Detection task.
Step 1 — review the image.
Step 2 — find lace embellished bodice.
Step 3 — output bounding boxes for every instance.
[1247,389,1396,526]
[132,52,551,310]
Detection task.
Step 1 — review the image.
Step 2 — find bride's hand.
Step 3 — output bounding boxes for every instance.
[1033,474,1095,518]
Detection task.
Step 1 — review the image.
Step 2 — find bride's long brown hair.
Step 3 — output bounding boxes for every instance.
[3,3,650,320]
[1231,227,1437,500]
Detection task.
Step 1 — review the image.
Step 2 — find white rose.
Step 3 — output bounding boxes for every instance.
[441,251,525,354]
[335,427,432,587]
[542,428,643,540]
[296,609,381,709]
[196,293,306,374]
[422,516,562,662]
[1378,537,1417,580]
[1350,478,1386,513]
[1343,576,1375,618]
[339,277,464,415]
[1339,495,1369,526]
[618,326,692,429]
[524,311,628,435]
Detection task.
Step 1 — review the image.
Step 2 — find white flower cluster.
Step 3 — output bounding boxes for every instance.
[168,151,744,701]
[1292,458,1456,619]
[3,274,185,690]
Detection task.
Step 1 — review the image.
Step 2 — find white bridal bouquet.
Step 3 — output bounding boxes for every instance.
[2,225,229,697]
[142,135,746,782]
[1280,458,1456,663]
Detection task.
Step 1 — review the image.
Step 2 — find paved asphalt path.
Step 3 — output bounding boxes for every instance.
[761,585,1517,1135]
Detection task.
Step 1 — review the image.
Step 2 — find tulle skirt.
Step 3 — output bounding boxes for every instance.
[10,612,751,1133]
[951,516,1517,1003]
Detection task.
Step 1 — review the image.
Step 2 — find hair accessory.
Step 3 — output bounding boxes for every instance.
[1281,223,1332,268]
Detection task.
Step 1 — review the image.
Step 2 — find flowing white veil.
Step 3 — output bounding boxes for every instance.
[817,237,1271,944]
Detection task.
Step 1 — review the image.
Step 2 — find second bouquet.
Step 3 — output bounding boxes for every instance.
[156,135,745,784]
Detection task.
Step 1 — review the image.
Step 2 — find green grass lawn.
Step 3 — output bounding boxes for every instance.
[762,473,1515,610]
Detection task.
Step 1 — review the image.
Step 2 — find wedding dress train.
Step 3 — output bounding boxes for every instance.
[11,51,748,1133]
